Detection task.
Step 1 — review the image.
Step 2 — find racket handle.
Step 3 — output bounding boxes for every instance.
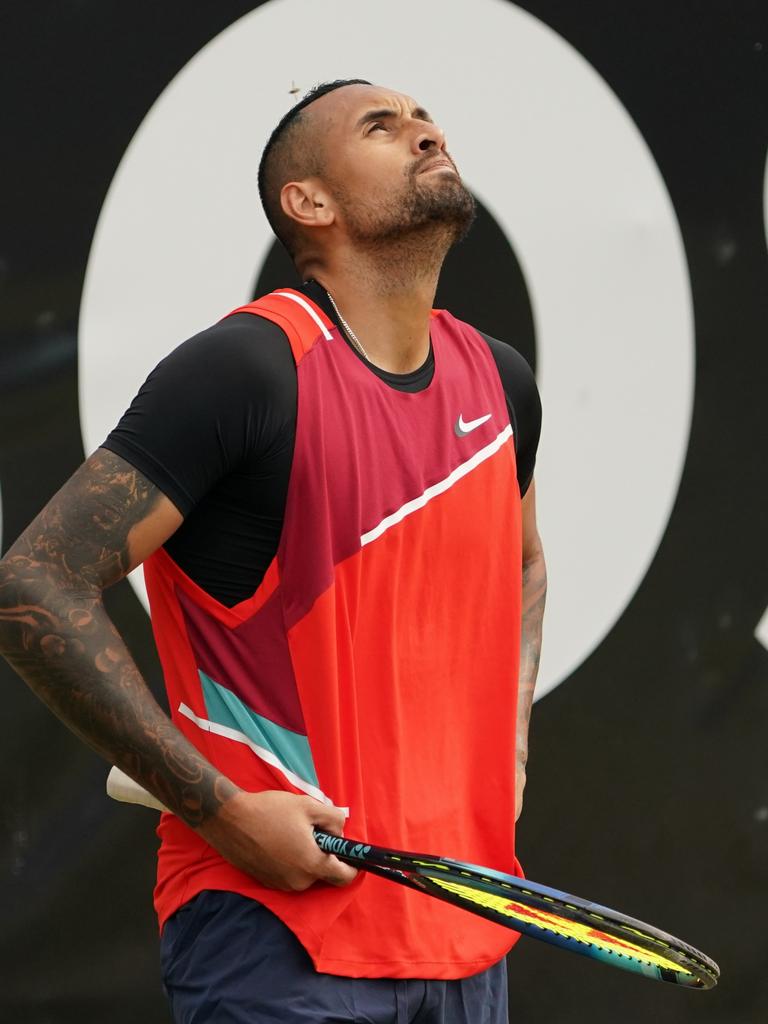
[106,770,346,849]
[107,766,168,812]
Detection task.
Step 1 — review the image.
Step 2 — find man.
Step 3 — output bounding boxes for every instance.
[0,80,545,1022]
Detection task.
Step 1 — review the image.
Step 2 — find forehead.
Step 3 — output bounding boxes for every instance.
[311,83,426,128]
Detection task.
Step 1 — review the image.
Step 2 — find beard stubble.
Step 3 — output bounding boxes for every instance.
[335,162,477,251]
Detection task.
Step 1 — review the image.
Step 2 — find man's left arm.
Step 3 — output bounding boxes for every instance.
[516,478,546,821]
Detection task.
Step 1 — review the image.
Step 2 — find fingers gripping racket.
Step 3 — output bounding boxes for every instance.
[106,767,719,990]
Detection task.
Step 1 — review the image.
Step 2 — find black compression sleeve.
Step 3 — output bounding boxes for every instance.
[479,332,542,497]
[101,313,297,518]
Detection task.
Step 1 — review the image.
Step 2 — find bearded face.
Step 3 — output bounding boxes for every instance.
[331,155,477,248]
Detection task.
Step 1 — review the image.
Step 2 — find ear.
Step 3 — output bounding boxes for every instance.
[280,180,335,231]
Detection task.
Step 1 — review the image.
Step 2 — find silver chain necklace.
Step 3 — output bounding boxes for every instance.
[324,289,372,363]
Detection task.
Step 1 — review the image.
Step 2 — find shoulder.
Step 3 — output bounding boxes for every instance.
[479,331,538,403]
[473,329,542,497]
[154,312,294,389]
[476,331,536,392]
[138,311,298,427]
[476,330,540,421]
[103,310,298,515]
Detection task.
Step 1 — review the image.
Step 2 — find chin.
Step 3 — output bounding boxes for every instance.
[411,181,476,236]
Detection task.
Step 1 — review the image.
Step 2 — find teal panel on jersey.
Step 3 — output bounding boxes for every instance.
[199,670,319,788]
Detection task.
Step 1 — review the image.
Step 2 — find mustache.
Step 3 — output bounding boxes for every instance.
[408,152,460,179]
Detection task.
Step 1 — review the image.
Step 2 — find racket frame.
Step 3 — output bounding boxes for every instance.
[314,829,719,990]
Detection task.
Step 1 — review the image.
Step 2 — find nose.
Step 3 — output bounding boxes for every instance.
[412,120,446,154]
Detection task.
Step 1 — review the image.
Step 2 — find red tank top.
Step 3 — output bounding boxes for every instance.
[145,289,524,978]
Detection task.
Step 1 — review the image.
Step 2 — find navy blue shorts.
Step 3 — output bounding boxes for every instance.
[160,890,509,1024]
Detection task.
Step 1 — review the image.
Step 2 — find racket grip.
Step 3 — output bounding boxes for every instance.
[107,766,168,812]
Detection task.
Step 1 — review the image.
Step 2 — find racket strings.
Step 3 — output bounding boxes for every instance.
[423,875,689,972]
[328,842,718,989]
[399,861,717,986]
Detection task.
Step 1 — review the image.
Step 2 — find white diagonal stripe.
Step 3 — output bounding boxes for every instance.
[274,291,334,340]
[178,703,347,811]
[361,423,514,547]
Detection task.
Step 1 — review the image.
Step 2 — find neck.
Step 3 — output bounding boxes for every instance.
[306,228,451,373]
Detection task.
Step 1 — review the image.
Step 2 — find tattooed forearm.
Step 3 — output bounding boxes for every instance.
[0,449,237,827]
[517,546,547,767]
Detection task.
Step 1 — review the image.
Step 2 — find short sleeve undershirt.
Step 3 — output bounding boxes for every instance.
[103,282,541,606]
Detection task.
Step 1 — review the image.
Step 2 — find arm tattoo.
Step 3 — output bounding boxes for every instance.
[517,547,547,766]
[0,449,236,826]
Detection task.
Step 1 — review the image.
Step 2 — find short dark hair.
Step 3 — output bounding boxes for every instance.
[257,79,372,259]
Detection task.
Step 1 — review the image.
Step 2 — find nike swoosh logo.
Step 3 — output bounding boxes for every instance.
[454,412,492,437]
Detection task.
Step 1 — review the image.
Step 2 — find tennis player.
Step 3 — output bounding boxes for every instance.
[0,80,545,1023]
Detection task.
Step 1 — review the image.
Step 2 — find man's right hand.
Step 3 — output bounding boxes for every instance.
[197,789,359,891]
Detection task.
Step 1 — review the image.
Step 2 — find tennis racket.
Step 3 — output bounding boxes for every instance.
[106,766,719,990]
